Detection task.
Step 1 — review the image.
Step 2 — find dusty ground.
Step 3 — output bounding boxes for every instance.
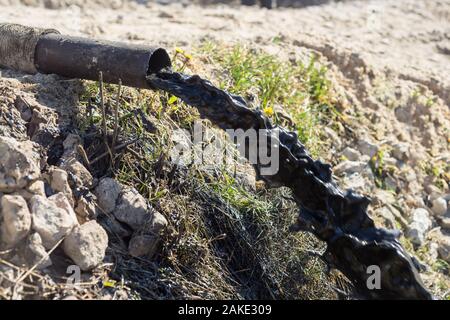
[0,0,449,299]
[1,0,449,99]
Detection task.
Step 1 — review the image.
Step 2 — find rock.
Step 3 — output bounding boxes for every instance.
[323,127,342,150]
[391,142,410,162]
[21,233,52,269]
[341,147,361,161]
[114,187,152,230]
[357,139,379,158]
[388,205,409,230]
[49,192,76,216]
[128,234,159,258]
[0,136,40,192]
[341,173,367,192]
[30,195,78,249]
[372,189,396,207]
[439,217,450,230]
[27,180,46,197]
[170,129,192,166]
[15,180,46,201]
[95,178,122,214]
[14,95,33,122]
[101,216,132,238]
[429,229,450,263]
[60,158,93,188]
[438,237,450,263]
[0,265,17,289]
[148,210,168,234]
[63,221,108,271]
[403,168,417,183]
[383,156,397,167]
[50,168,73,204]
[0,195,32,248]
[429,242,439,261]
[62,134,82,157]
[74,195,97,223]
[334,160,367,175]
[59,134,92,189]
[425,184,442,198]
[374,206,397,230]
[431,197,447,216]
[407,208,433,245]
[234,166,256,191]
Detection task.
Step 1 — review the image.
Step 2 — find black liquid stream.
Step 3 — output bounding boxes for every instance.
[147,71,433,300]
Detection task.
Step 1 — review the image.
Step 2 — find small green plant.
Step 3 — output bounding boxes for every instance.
[196,42,340,157]
[370,149,387,189]
[419,160,449,190]
[432,259,450,274]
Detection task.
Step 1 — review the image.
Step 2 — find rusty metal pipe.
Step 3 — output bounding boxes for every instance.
[0,23,171,88]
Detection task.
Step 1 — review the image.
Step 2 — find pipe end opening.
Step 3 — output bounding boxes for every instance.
[148,48,171,74]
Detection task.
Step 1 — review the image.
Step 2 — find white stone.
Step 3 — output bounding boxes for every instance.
[431,197,447,216]
[407,208,433,245]
[391,142,410,161]
[429,229,450,263]
[374,206,397,230]
[0,265,17,289]
[323,127,342,149]
[27,180,46,197]
[439,217,450,230]
[50,168,73,204]
[74,195,97,223]
[60,158,93,188]
[95,178,122,214]
[341,147,361,161]
[114,187,152,230]
[437,237,450,263]
[334,160,367,176]
[357,139,379,158]
[61,134,84,163]
[372,189,396,206]
[429,242,439,261]
[0,136,40,192]
[30,195,78,249]
[149,210,168,234]
[63,220,108,271]
[0,195,31,248]
[341,173,366,192]
[48,192,78,224]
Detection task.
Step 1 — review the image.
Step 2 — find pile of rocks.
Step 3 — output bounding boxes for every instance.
[0,75,169,299]
[0,133,167,279]
[95,177,167,258]
[0,134,107,273]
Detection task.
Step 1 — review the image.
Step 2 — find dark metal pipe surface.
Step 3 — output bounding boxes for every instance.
[35,33,171,88]
[0,23,171,88]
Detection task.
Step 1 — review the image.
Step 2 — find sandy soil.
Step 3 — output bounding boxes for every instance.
[0,0,449,101]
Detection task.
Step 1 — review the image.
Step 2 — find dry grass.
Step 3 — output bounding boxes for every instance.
[1,40,349,300]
